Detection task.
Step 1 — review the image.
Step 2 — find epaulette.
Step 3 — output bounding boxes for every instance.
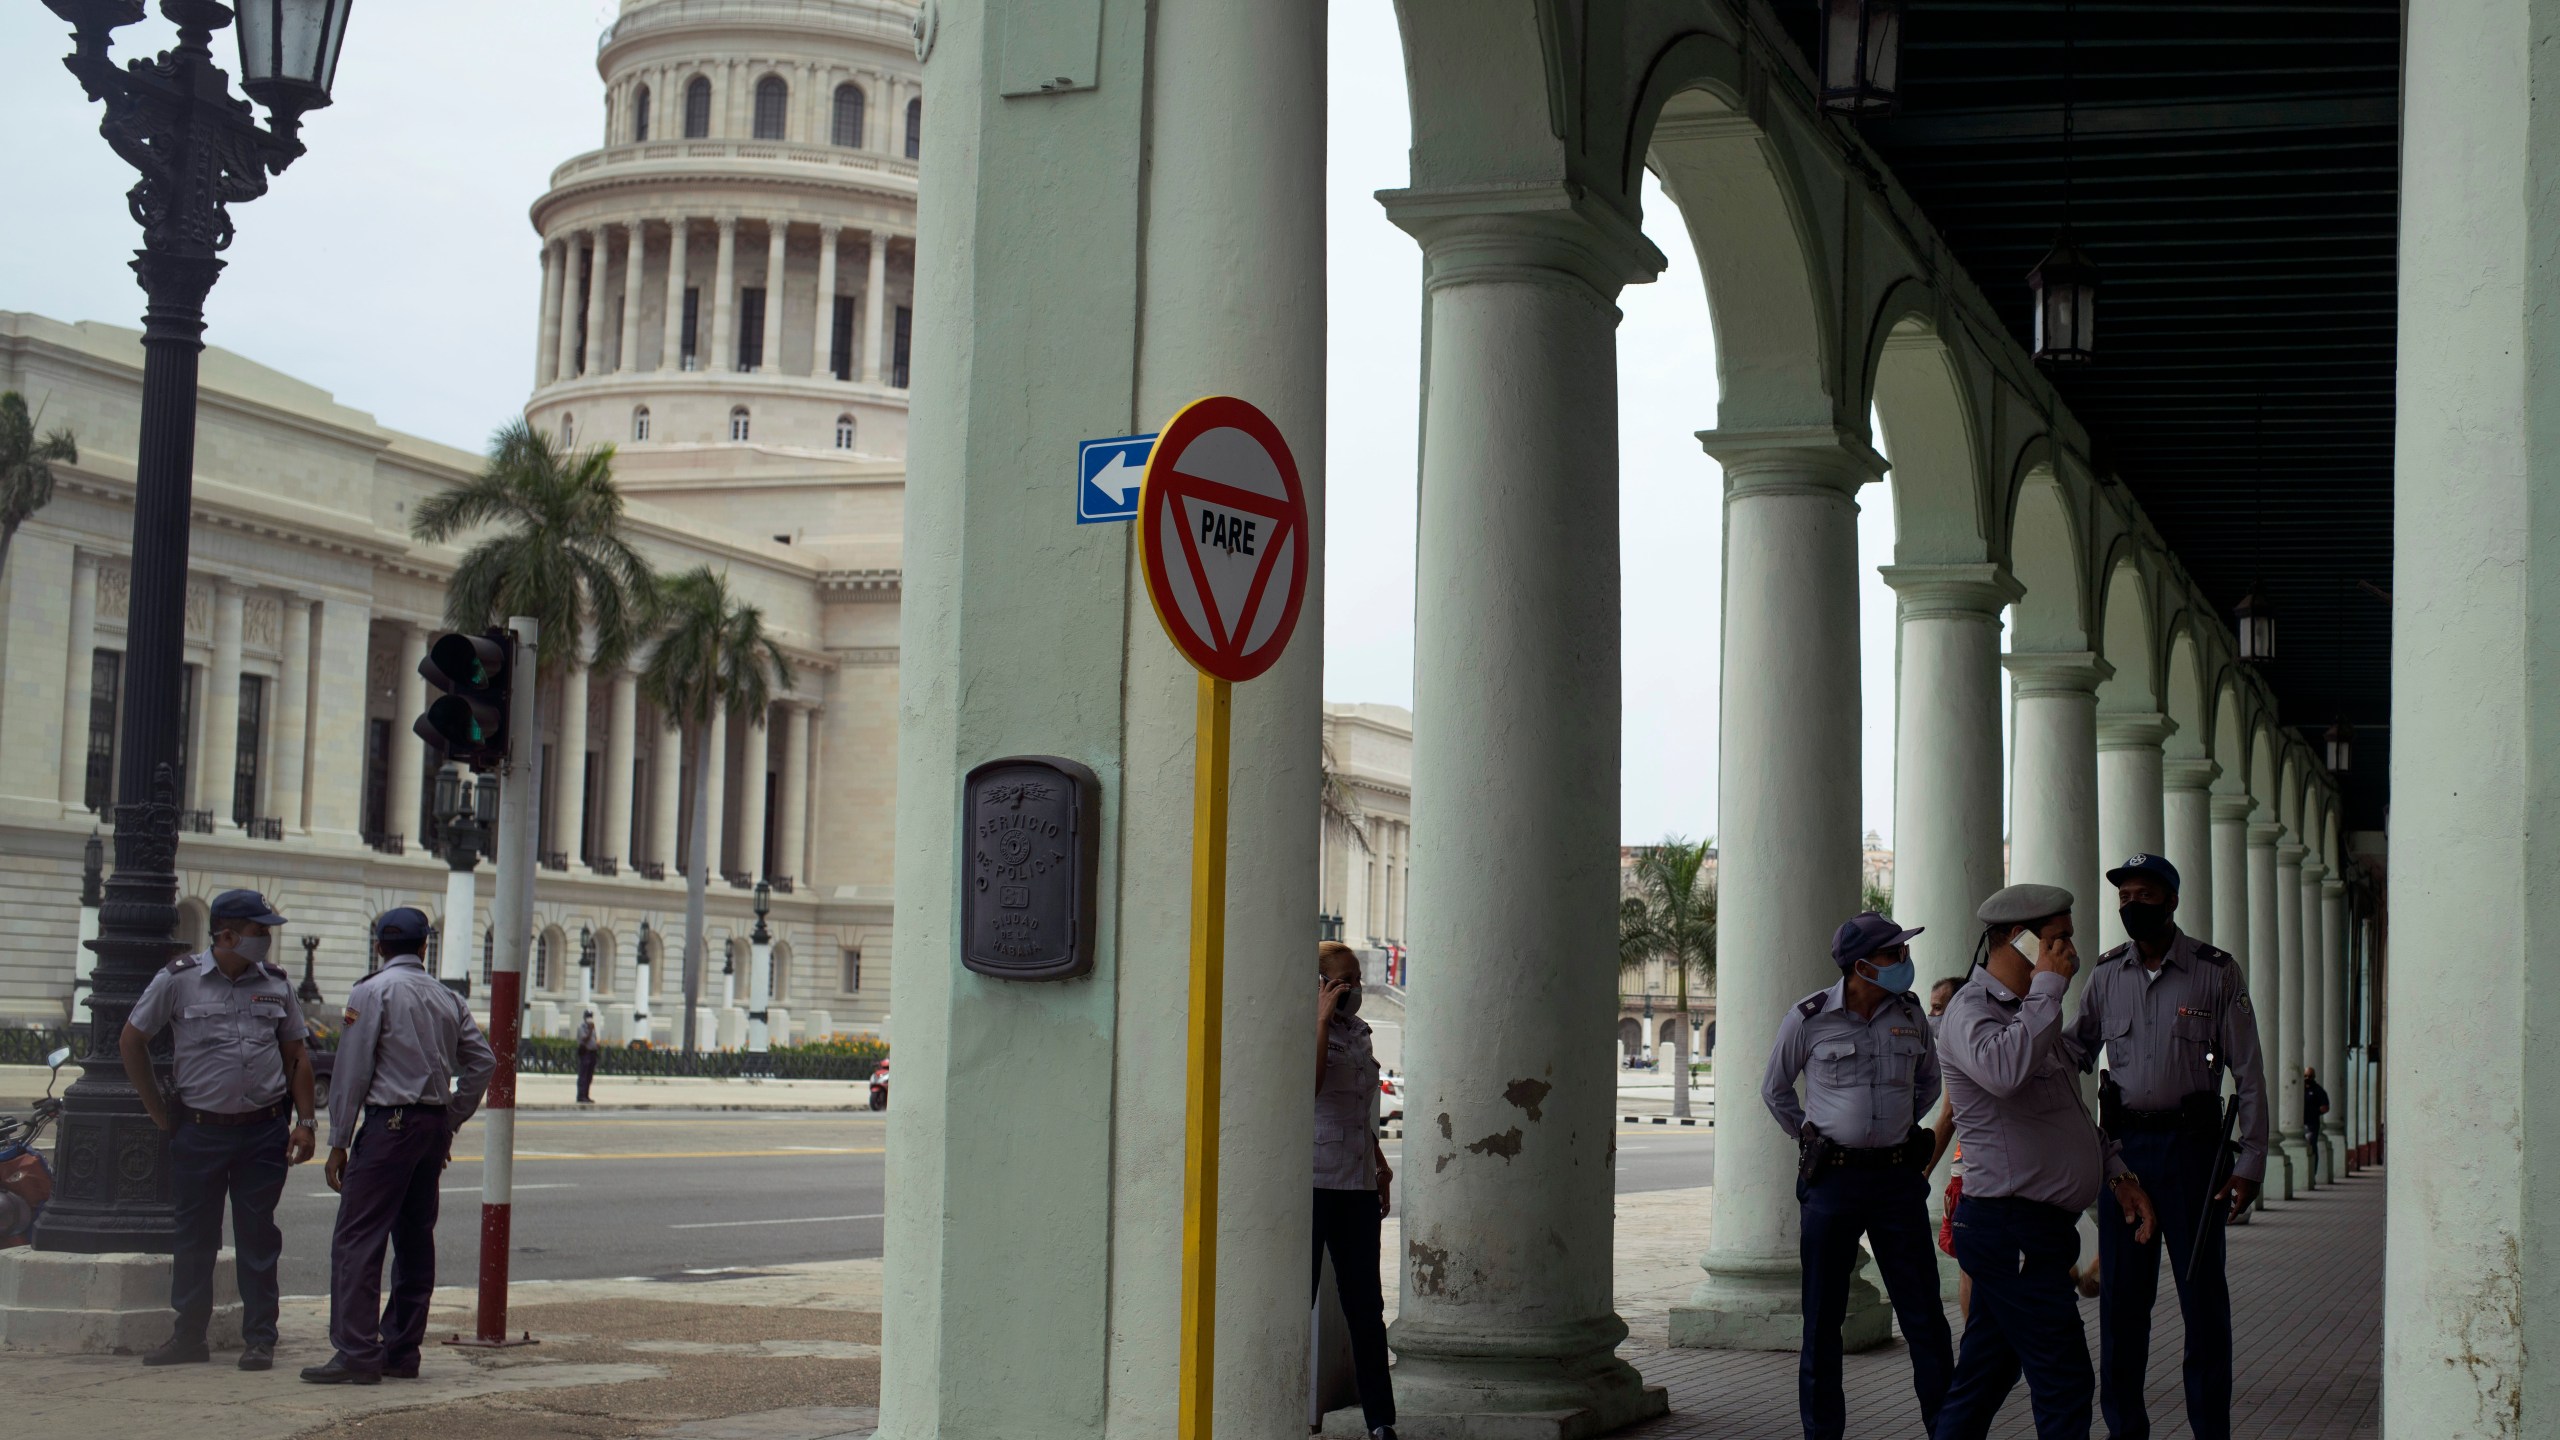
[2099,941,2135,967]
[164,953,200,974]
[260,961,290,981]
[2195,943,2234,968]
[1797,990,1830,1019]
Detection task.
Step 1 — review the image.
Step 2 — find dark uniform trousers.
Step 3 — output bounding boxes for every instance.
[1311,1187,1396,1432]
[1934,1195,2093,1440]
[2098,1129,2232,1440]
[169,1113,290,1347]
[1800,1164,1952,1440]
[575,1050,598,1102]
[328,1105,449,1372]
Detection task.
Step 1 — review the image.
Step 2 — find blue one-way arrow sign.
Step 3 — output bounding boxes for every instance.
[1077,433,1156,524]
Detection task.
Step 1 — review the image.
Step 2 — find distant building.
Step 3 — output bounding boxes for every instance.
[1318,702,1410,983]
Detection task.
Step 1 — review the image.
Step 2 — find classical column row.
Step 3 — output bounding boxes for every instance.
[607,60,914,155]
[534,216,908,388]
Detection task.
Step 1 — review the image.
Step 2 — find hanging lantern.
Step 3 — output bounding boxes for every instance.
[2325,721,2352,774]
[2028,237,2101,364]
[2235,586,2276,663]
[1820,0,1905,116]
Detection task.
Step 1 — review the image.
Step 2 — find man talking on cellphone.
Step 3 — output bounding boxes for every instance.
[1931,884,2159,1440]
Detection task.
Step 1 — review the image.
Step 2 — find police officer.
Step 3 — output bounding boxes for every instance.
[1763,912,1953,1440]
[301,907,495,1384]
[121,888,317,1371]
[2070,854,2267,1440]
[1933,884,2160,1440]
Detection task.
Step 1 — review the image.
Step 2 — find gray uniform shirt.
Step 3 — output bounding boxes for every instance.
[2067,930,2270,1183]
[129,953,308,1114]
[327,953,496,1147]
[1762,980,1941,1148]
[1936,965,2125,1210]
[1314,1012,1380,1190]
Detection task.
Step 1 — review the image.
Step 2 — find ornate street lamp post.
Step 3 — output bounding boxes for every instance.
[579,925,596,1013]
[34,0,353,1254]
[433,765,500,994]
[747,881,775,1059]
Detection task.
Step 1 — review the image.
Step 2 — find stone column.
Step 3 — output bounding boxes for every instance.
[1673,424,1879,1360]
[700,705,728,879]
[1879,564,2018,990]
[737,704,770,879]
[2095,713,2172,951]
[661,216,691,370]
[203,582,245,823]
[710,216,739,373]
[2246,820,2291,1197]
[2211,793,2255,963]
[2274,838,2309,1186]
[619,221,647,372]
[305,597,373,844]
[811,224,841,377]
[760,219,788,372]
[388,624,428,848]
[2161,759,2218,945]
[2299,858,2331,1182]
[861,232,887,383]
[648,710,682,871]
[57,551,99,811]
[580,224,610,378]
[1382,193,1664,1429]
[270,597,311,834]
[776,703,810,883]
[2321,875,2348,1168]
[554,657,590,867]
[602,669,637,868]
[536,240,562,386]
[554,235,584,383]
[2005,651,2109,978]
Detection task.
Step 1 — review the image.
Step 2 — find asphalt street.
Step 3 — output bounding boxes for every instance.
[263,1111,1715,1296]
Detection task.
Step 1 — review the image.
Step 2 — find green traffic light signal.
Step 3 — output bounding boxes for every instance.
[415,629,515,769]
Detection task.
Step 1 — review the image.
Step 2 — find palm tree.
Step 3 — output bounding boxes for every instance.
[410,419,659,676]
[1619,835,1717,1118]
[0,391,77,582]
[639,567,793,1054]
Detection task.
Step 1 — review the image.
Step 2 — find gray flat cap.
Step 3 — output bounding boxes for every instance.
[1977,883,2075,927]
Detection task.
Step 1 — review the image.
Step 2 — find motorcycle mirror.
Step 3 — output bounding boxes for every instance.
[44,1047,70,1071]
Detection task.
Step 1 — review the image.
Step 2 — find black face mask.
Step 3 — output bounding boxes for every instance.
[2119,901,2176,946]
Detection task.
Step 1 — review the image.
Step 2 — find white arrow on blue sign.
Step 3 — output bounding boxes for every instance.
[1076,433,1157,524]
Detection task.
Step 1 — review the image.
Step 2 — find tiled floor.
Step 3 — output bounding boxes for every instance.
[1618,1168,2383,1438]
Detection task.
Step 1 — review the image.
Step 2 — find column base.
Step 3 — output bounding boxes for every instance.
[0,1246,238,1354]
[1666,1250,1890,1353]
[1379,1315,1668,1439]
[2281,1137,2314,1193]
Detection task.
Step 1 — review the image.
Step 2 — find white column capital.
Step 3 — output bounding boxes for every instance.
[2003,649,2113,697]
[1878,561,2022,619]
[2276,840,2308,866]
[2212,792,2259,824]
[1699,424,1887,497]
[2301,858,2329,883]
[2164,757,2221,790]
[2322,876,2347,898]
[2096,711,2177,752]
[2247,820,2286,848]
[1381,184,1667,303]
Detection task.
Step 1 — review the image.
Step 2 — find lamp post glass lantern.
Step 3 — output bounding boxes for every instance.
[2325,722,2352,774]
[2236,587,2276,663]
[1819,0,1904,115]
[33,0,352,1255]
[2029,238,2100,365]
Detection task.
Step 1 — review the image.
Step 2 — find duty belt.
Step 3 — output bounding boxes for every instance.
[2104,1091,2222,1136]
[1822,1137,1927,1170]
[184,1101,287,1127]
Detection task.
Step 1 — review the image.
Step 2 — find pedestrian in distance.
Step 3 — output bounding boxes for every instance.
[1313,940,1396,1440]
[2302,1065,2330,1171]
[2067,854,2268,1440]
[1764,912,1955,1440]
[575,1008,601,1104]
[1932,883,2160,1440]
[301,907,496,1385]
[122,889,318,1371]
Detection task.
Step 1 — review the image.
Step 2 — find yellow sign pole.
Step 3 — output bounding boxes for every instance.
[1176,670,1232,1440]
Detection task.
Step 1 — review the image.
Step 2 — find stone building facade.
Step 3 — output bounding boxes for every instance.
[1317,702,1411,980]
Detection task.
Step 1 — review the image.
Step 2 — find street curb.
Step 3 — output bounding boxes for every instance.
[517,1102,880,1113]
[1620,1115,1711,1127]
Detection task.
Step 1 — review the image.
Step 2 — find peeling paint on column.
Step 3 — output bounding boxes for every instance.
[1410,1239,1450,1296]
[1465,1127,1523,1161]
[1436,1111,1452,1140]
[1504,1076,1552,1121]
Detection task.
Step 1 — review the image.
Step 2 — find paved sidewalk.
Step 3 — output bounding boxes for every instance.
[0,1065,874,1111]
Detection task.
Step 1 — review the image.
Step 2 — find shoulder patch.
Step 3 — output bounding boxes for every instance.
[2195,944,2234,967]
[1798,990,1831,1019]
[260,961,290,981]
[164,953,199,974]
[2100,942,2134,966]
[342,1005,360,1025]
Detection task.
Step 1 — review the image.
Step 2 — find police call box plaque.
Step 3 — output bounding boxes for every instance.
[961,756,1101,981]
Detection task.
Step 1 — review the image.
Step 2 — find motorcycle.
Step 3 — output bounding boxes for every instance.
[1,1045,73,1249]
[868,1060,889,1112]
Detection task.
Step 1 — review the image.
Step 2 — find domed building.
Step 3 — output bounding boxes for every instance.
[524,0,921,543]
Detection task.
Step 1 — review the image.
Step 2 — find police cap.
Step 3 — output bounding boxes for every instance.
[2104,852,2181,894]
[209,888,288,927]
[375,906,432,950]
[1976,883,2075,929]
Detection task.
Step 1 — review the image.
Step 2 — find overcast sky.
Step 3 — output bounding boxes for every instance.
[0,1,1923,848]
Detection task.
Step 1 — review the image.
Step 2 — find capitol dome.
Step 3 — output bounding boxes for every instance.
[524,0,920,541]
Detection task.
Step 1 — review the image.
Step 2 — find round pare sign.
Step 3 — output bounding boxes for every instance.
[1138,395,1309,683]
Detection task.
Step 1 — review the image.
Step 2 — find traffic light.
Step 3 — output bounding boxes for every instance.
[415,629,515,770]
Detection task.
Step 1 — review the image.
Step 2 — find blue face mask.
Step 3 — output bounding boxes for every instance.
[1862,956,1916,994]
